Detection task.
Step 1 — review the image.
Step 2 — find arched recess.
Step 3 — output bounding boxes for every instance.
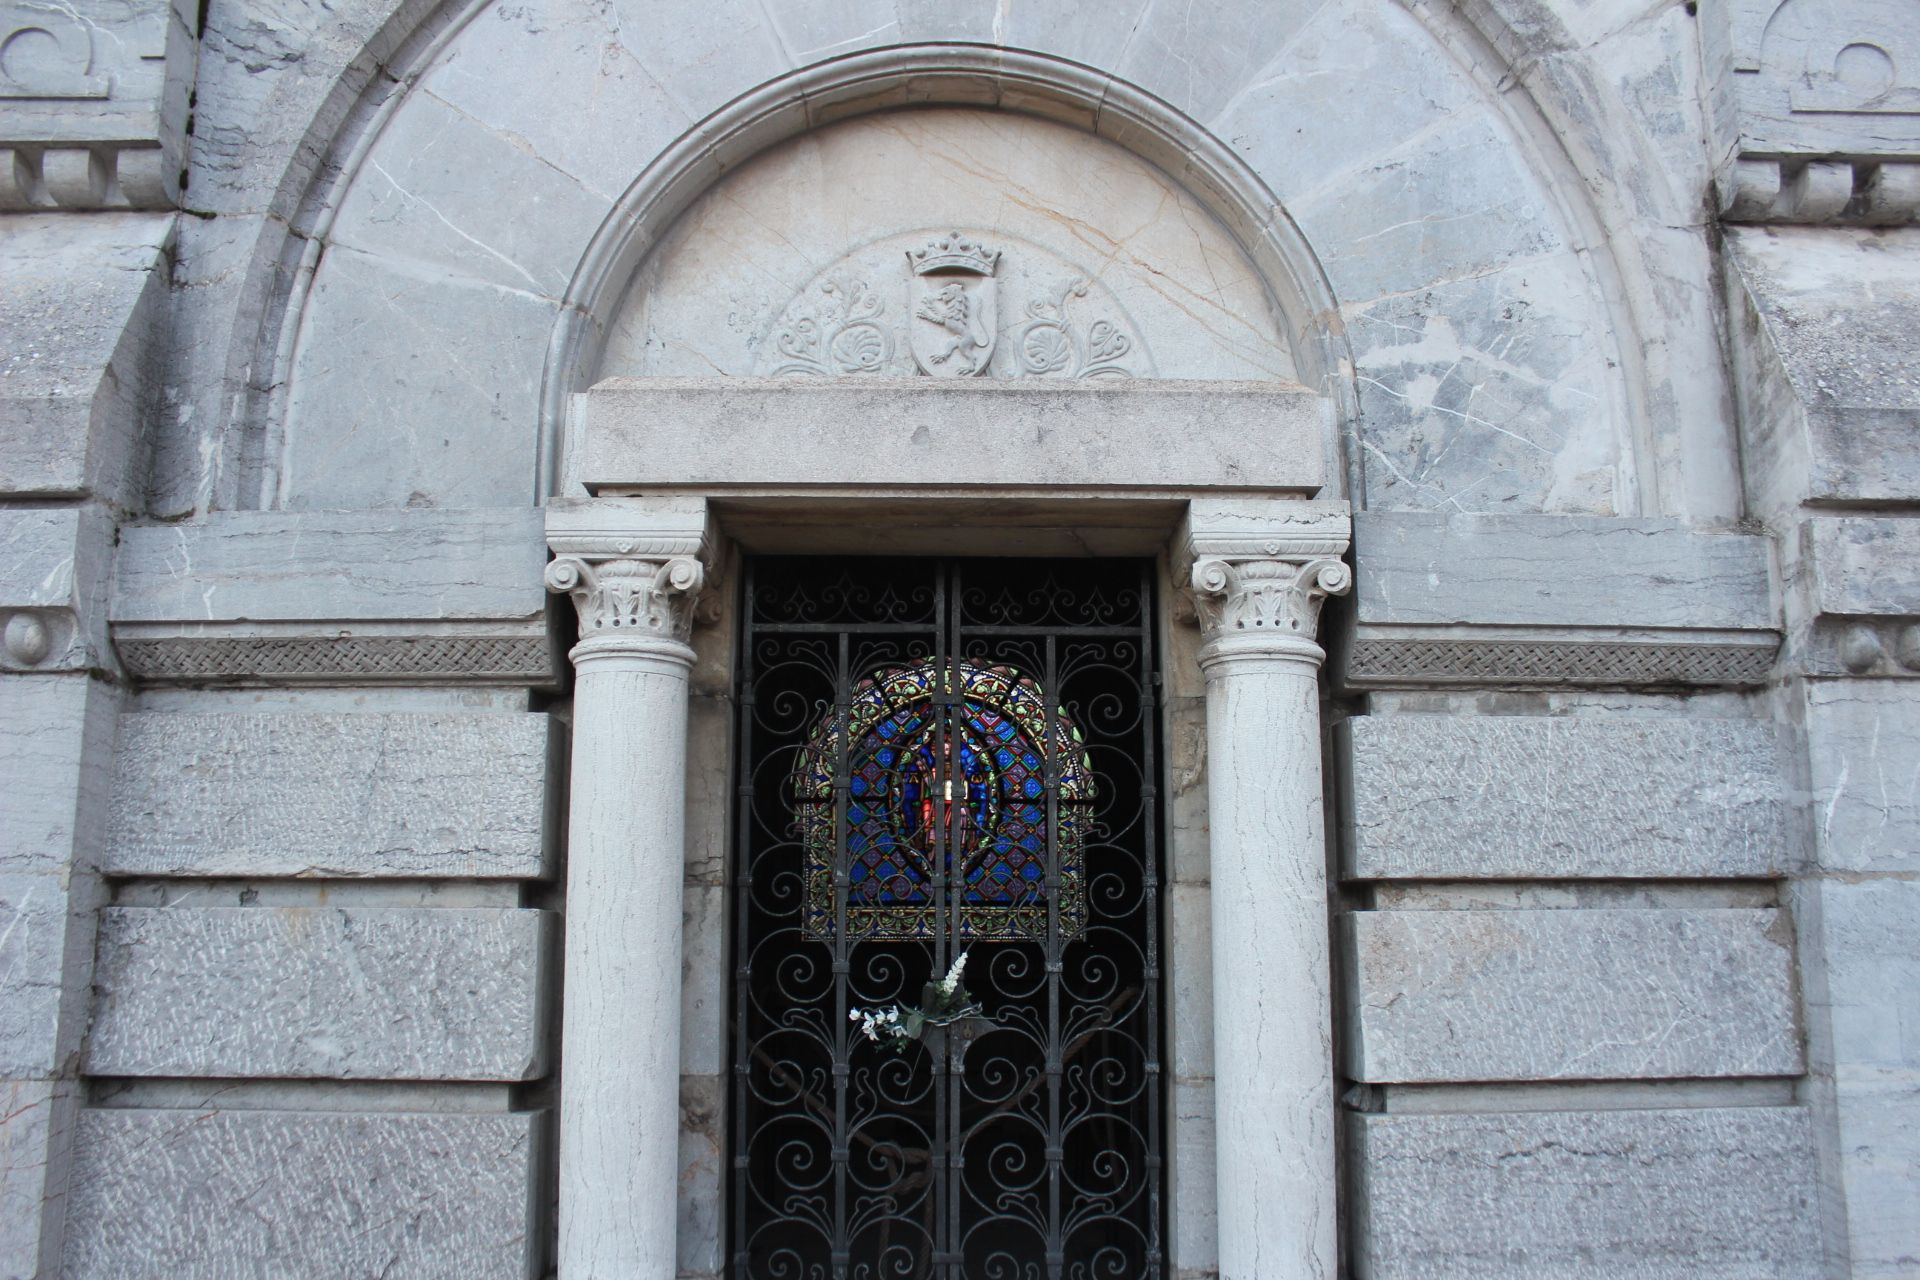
[224,0,1707,520]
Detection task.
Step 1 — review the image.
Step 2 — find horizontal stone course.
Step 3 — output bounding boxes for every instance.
[1341,714,1791,880]
[1352,1106,1822,1278]
[105,712,554,878]
[61,1109,543,1279]
[1342,908,1802,1083]
[87,906,550,1081]
[1801,516,1920,618]
[1349,513,1774,630]
[110,507,548,624]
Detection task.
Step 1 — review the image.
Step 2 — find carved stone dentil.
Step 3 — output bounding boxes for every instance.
[1188,556,1353,641]
[545,555,706,645]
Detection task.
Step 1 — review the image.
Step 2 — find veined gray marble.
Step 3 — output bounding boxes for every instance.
[87,906,551,1081]
[1352,1107,1822,1278]
[1804,682,1920,874]
[1342,908,1802,1082]
[105,712,555,878]
[1341,714,1792,880]
[61,1109,544,1280]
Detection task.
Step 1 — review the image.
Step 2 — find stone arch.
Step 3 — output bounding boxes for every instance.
[221,0,1718,520]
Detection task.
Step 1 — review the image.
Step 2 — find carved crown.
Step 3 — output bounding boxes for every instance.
[908,231,1001,277]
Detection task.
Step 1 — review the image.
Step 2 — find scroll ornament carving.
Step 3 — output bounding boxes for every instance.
[545,554,706,644]
[1188,556,1353,642]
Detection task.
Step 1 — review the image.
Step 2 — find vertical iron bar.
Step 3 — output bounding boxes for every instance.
[832,629,851,1280]
[1044,630,1063,1280]
[730,563,756,1279]
[1141,564,1165,1278]
[931,564,951,1280]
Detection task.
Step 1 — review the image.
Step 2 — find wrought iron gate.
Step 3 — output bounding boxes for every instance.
[730,557,1164,1280]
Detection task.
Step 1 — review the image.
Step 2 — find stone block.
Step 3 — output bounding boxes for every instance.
[1726,227,1920,516]
[62,1109,543,1279]
[112,507,548,624]
[86,907,551,1081]
[1813,877,1920,1074]
[1801,516,1920,618]
[109,507,557,685]
[1804,683,1920,873]
[1350,513,1775,631]
[0,872,90,1079]
[105,712,555,879]
[1170,1076,1217,1274]
[279,245,559,510]
[1831,1066,1920,1280]
[0,507,115,675]
[1351,1106,1822,1278]
[1342,908,1802,1082]
[0,1079,70,1279]
[1341,715,1792,880]
[0,675,118,874]
[0,215,172,503]
[572,377,1327,494]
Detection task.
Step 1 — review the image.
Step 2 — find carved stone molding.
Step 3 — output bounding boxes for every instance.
[0,0,195,210]
[545,498,715,655]
[1340,629,1782,689]
[113,626,557,685]
[1712,0,1920,224]
[1182,499,1353,659]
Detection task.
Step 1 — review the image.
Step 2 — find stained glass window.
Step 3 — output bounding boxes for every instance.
[791,660,1095,940]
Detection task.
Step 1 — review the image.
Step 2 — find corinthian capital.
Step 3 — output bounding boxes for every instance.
[1182,499,1353,652]
[545,499,714,650]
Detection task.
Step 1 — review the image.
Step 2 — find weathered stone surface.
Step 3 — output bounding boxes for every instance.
[111,507,547,624]
[1343,908,1802,1082]
[0,872,90,1079]
[1352,1106,1822,1278]
[0,506,116,674]
[574,377,1326,493]
[105,712,554,878]
[0,675,117,874]
[1830,1065,1920,1280]
[87,907,550,1081]
[0,1078,70,1278]
[62,1109,543,1279]
[0,215,172,503]
[1804,682,1920,873]
[1801,516,1920,618]
[1341,715,1792,879]
[1342,254,1625,515]
[1727,227,1920,516]
[1350,513,1775,630]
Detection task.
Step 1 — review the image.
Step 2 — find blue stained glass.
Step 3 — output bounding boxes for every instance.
[792,660,1096,941]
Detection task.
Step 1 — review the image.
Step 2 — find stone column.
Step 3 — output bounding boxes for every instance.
[1183,499,1351,1280]
[545,499,713,1279]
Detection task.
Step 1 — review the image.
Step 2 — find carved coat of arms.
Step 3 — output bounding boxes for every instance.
[906,233,999,377]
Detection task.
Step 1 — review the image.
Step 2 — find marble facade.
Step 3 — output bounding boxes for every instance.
[1,1,1916,1278]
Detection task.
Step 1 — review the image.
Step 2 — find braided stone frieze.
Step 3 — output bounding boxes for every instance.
[116,634,555,684]
[1343,635,1780,688]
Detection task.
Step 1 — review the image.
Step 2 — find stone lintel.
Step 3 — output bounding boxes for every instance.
[569,377,1331,496]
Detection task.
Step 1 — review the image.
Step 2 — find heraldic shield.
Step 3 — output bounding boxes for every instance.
[906,231,1000,377]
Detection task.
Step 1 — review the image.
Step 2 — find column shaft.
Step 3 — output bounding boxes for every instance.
[559,643,694,1277]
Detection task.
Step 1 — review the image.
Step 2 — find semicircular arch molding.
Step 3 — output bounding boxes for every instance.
[231,0,1703,520]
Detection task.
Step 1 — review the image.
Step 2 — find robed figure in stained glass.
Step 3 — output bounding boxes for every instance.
[790,660,1094,941]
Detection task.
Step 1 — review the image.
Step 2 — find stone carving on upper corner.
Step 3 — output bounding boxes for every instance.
[1716,0,1920,223]
[763,230,1150,380]
[1188,557,1353,643]
[0,6,113,99]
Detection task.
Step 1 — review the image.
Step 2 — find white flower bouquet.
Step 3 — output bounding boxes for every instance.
[850,951,980,1052]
